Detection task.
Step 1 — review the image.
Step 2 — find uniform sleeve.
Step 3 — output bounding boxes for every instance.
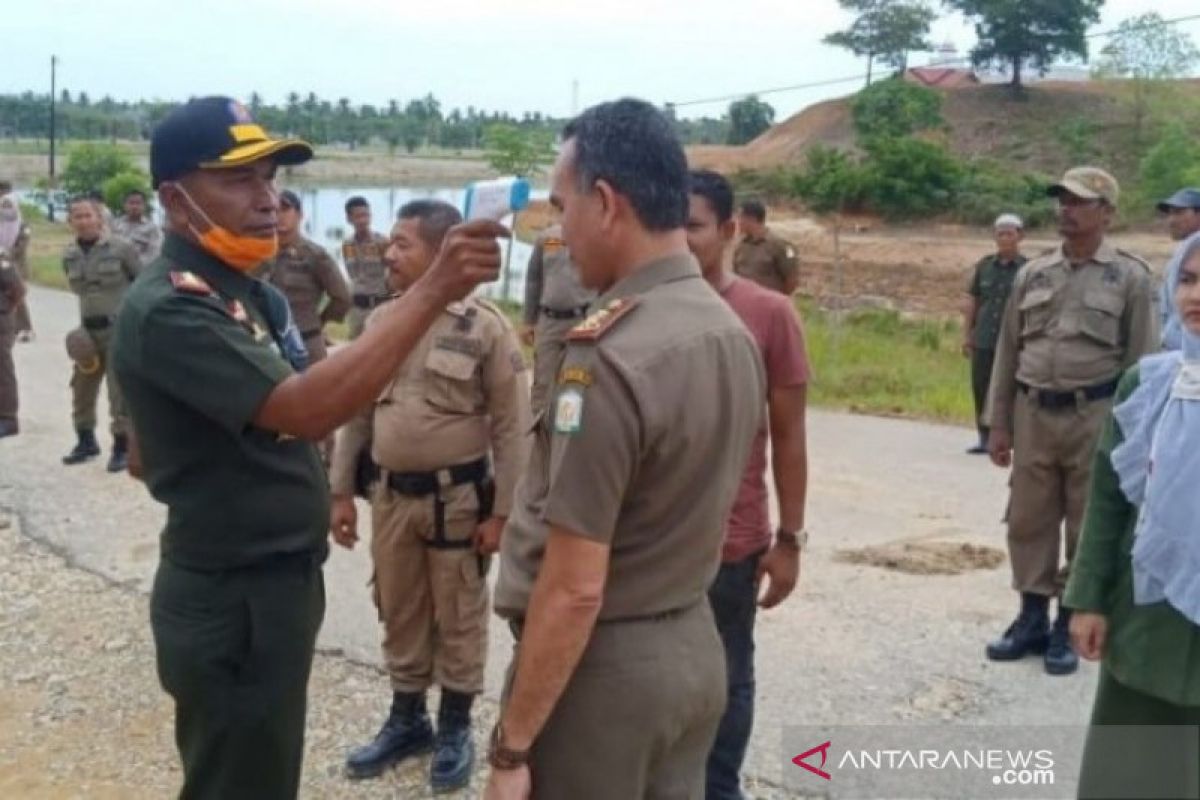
[984,270,1024,430]
[1064,369,1138,613]
[523,239,545,326]
[122,241,143,279]
[484,318,532,516]
[329,405,373,496]
[773,239,800,287]
[542,353,638,543]
[146,225,163,259]
[967,260,983,297]
[138,293,293,437]
[1121,267,1160,369]
[764,299,810,389]
[315,248,352,323]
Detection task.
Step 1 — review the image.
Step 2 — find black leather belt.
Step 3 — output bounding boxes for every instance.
[1017,377,1120,410]
[82,315,112,330]
[385,457,488,497]
[352,294,389,310]
[539,304,589,320]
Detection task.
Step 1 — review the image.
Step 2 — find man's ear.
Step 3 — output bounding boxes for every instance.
[719,217,737,243]
[594,179,620,231]
[158,184,189,230]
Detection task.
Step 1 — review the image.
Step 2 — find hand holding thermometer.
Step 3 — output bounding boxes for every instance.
[463,177,532,222]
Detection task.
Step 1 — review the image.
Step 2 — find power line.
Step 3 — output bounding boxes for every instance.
[668,12,1200,109]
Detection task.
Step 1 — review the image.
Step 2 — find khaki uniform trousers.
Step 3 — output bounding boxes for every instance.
[369,481,489,694]
[504,602,727,800]
[0,312,15,421]
[531,317,577,416]
[1008,390,1111,597]
[72,329,127,436]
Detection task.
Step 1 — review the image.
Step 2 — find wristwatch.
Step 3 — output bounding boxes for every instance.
[488,723,531,771]
[775,528,808,551]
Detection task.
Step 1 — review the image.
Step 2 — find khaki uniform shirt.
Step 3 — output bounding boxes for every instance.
[110,216,163,263]
[522,225,595,325]
[342,233,390,300]
[330,298,530,515]
[733,230,799,294]
[986,241,1158,430]
[495,254,766,622]
[63,234,141,323]
[258,237,351,336]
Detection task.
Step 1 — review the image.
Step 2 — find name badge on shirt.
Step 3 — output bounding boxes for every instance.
[554,387,585,435]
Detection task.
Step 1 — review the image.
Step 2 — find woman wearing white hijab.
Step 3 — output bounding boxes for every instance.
[1066,234,1200,797]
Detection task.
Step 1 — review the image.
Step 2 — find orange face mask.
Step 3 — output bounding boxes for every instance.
[174,185,278,272]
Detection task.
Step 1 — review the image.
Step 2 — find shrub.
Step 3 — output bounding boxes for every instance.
[101,171,153,215]
[861,137,961,219]
[61,143,141,197]
[851,79,945,141]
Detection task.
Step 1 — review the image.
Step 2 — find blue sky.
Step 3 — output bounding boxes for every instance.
[5,0,1199,121]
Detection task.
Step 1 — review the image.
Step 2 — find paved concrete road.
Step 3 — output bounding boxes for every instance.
[0,285,1098,797]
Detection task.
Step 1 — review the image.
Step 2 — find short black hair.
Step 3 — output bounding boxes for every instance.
[345,196,369,215]
[279,189,302,211]
[739,199,767,223]
[688,169,735,224]
[561,98,687,232]
[398,199,462,248]
[68,195,97,212]
[124,188,148,202]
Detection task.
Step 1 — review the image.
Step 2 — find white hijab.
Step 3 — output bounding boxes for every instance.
[0,192,22,250]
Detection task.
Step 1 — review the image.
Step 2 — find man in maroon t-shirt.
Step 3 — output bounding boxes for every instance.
[686,170,810,800]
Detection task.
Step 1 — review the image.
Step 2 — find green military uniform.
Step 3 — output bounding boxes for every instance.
[111,214,164,263]
[342,232,390,339]
[63,233,140,438]
[1064,368,1200,798]
[967,253,1026,443]
[0,247,24,432]
[987,241,1158,598]
[733,229,798,295]
[112,233,328,800]
[495,253,766,800]
[522,225,595,414]
[258,236,351,362]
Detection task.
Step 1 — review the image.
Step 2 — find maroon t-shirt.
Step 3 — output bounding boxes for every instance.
[718,276,810,562]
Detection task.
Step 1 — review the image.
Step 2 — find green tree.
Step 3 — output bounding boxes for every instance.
[824,0,937,84]
[794,145,870,212]
[61,142,140,196]
[947,0,1103,88]
[1135,123,1200,207]
[101,171,152,214]
[483,124,555,176]
[862,136,962,218]
[726,95,775,145]
[850,78,943,140]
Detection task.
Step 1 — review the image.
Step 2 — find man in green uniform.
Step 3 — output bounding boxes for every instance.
[733,199,799,295]
[0,245,24,438]
[111,188,164,263]
[258,189,350,363]
[485,99,765,800]
[111,96,507,800]
[520,223,595,414]
[342,196,391,339]
[962,213,1027,454]
[985,167,1159,676]
[61,196,141,472]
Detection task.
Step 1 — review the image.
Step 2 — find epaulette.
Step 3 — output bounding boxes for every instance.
[1115,248,1153,274]
[472,297,510,323]
[169,270,215,296]
[566,297,638,342]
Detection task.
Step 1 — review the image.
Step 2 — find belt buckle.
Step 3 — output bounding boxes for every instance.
[437,468,454,490]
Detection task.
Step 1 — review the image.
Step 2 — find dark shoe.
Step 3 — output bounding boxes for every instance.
[966,444,988,454]
[106,435,128,473]
[62,429,101,465]
[986,593,1050,661]
[431,689,475,794]
[345,692,434,780]
[0,419,17,439]
[16,330,33,343]
[1044,607,1079,676]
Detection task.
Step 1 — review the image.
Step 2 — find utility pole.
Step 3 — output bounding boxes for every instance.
[48,54,58,221]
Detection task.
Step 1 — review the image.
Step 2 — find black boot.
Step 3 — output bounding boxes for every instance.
[430,689,475,794]
[62,429,101,465]
[345,691,434,780]
[1044,605,1079,676]
[106,434,128,473]
[985,592,1050,661]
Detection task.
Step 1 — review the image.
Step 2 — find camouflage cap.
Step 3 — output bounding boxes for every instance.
[1047,166,1120,207]
[64,328,101,374]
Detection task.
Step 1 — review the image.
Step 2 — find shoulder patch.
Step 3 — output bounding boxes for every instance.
[1115,248,1153,273]
[558,365,592,386]
[566,297,639,342]
[341,242,354,259]
[169,271,215,296]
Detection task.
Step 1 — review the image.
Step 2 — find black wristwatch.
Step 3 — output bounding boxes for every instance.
[775,528,808,551]
[488,723,531,771]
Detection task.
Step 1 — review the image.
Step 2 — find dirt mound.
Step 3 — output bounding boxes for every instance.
[835,540,1005,576]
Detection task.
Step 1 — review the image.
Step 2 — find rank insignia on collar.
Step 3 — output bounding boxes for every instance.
[169,271,214,296]
[566,297,639,342]
[227,300,250,323]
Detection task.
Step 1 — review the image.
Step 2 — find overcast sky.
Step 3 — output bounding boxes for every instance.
[5,0,1199,121]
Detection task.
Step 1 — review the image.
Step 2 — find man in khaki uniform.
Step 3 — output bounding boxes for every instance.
[61,197,141,472]
[0,181,31,341]
[257,190,350,362]
[520,223,596,414]
[486,99,764,800]
[733,198,799,295]
[985,167,1158,677]
[342,196,391,339]
[330,199,529,793]
[110,188,163,263]
[0,246,25,437]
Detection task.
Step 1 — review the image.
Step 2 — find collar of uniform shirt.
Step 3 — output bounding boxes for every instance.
[162,231,259,299]
[592,252,701,308]
[1056,240,1120,267]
